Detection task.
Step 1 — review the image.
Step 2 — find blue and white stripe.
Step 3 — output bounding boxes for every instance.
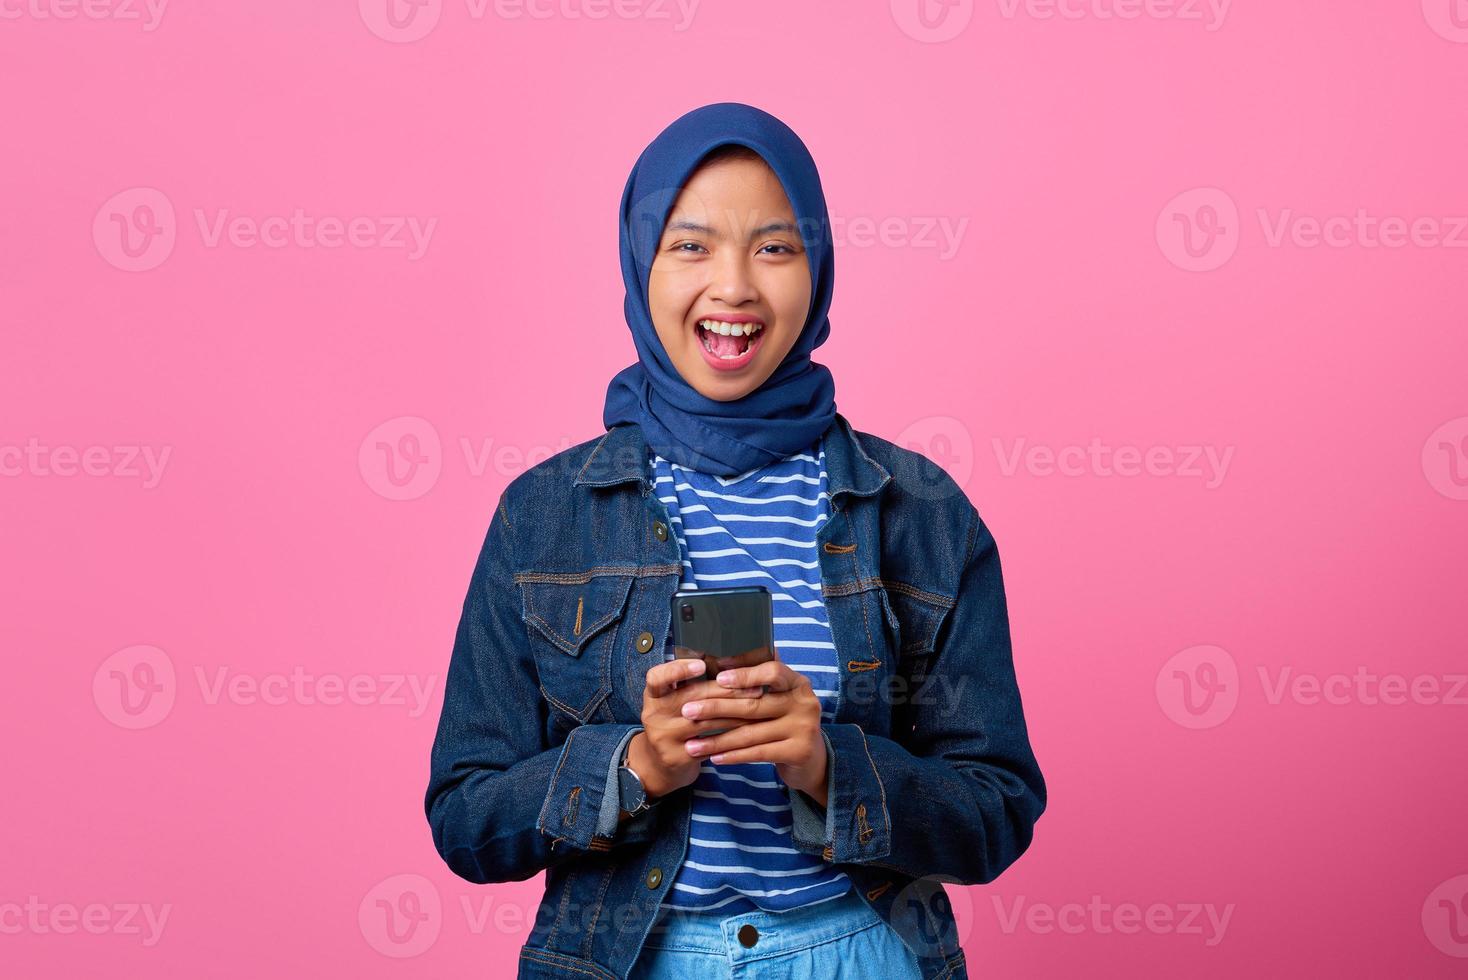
[651,437,851,915]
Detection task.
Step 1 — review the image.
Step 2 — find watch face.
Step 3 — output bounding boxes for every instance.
[618,765,647,811]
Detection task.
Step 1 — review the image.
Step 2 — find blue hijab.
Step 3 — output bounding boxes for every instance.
[602,102,837,477]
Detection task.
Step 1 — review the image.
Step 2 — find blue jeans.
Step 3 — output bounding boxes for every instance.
[628,886,924,979]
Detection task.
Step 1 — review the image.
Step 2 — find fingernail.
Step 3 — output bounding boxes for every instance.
[685,740,705,755]
[682,702,701,719]
[717,671,735,685]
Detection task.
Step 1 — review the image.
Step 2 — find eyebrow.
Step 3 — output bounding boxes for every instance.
[663,218,800,239]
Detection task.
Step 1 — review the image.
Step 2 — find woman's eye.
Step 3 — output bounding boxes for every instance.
[674,242,708,254]
[759,243,796,255]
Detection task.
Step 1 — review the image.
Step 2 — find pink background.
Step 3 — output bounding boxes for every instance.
[4,1,1467,976]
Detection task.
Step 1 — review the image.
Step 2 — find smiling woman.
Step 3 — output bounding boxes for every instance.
[425,102,1046,980]
[647,143,811,394]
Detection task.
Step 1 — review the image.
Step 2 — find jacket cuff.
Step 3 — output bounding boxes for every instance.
[594,727,644,838]
[789,723,892,864]
[537,723,643,850]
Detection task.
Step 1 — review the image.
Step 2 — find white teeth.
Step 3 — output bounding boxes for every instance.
[698,319,763,337]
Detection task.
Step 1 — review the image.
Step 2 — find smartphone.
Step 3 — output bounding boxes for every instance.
[669,586,775,737]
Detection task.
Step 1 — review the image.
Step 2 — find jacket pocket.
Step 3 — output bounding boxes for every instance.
[519,572,634,724]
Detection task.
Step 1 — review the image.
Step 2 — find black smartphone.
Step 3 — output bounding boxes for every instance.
[668,586,775,736]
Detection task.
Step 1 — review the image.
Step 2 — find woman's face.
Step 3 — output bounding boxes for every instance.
[648,152,812,402]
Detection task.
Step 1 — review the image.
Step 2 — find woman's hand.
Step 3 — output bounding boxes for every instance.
[676,651,829,807]
[628,657,765,799]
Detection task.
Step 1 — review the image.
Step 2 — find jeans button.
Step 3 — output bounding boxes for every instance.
[653,521,668,542]
[737,923,759,948]
[636,631,654,653]
[645,866,662,888]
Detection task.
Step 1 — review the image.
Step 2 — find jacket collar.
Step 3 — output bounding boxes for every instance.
[573,411,891,504]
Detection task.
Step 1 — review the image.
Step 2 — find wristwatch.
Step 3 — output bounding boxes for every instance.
[617,740,656,818]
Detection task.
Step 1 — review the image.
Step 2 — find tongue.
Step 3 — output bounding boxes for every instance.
[706,328,749,358]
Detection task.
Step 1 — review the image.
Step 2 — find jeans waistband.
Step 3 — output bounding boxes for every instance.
[641,884,883,963]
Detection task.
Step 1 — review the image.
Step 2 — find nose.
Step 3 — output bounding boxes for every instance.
[707,249,759,308]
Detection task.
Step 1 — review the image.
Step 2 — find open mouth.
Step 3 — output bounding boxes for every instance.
[695,318,765,369]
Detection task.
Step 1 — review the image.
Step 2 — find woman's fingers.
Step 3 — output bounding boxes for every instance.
[714,658,806,693]
[645,657,707,698]
[681,690,788,722]
[645,658,765,701]
[683,719,788,757]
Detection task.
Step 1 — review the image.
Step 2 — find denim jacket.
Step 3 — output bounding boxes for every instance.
[424,412,1047,980]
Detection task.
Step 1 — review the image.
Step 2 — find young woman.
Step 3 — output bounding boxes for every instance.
[426,102,1046,980]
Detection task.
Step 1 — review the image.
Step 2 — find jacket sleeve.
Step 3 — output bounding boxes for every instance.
[425,490,657,885]
[787,504,1047,885]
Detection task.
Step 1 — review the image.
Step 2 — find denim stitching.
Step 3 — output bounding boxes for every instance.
[581,864,615,960]
[515,564,681,584]
[519,947,616,980]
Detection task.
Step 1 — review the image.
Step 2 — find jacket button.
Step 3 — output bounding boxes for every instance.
[653,521,668,542]
[737,923,759,947]
[636,632,654,653]
[646,866,662,888]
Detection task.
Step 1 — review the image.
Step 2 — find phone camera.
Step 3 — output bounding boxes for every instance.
[680,603,694,623]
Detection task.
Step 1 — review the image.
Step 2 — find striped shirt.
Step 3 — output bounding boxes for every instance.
[650,436,852,915]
